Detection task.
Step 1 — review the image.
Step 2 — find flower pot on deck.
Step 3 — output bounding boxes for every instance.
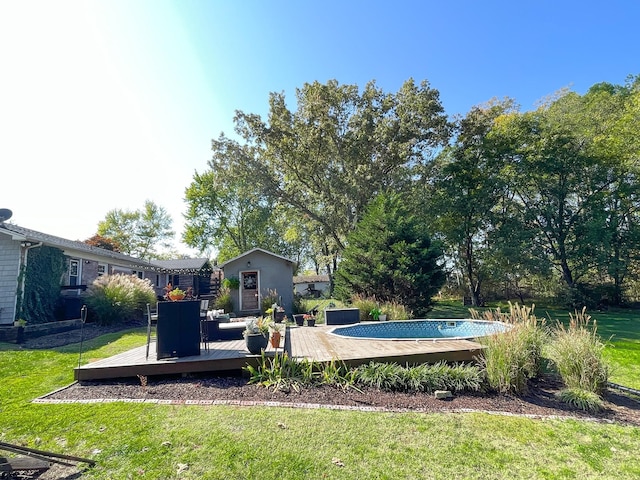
[245,333,268,355]
[293,314,305,326]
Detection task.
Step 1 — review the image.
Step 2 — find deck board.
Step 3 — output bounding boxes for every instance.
[75,324,484,381]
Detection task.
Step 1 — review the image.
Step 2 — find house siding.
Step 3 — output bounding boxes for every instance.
[224,250,294,316]
[0,236,20,325]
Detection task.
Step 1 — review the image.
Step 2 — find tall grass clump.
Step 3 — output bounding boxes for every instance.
[351,294,379,321]
[85,274,156,325]
[474,303,547,395]
[546,307,609,394]
[213,286,233,313]
[382,301,413,321]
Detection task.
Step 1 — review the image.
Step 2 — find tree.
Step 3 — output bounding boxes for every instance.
[333,193,445,316]
[490,91,624,303]
[425,99,516,306]
[84,234,122,252]
[97,200,174,260]
[203,78,450,271]
[183,154,290,262]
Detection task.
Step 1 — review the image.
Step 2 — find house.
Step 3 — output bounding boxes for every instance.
[151,258,221,299]
[0,222,163,326]
[293,274,330,297]
[0,221,218,326]
[218,248,296,316]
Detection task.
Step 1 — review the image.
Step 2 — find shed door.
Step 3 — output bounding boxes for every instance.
[241,271,259,311]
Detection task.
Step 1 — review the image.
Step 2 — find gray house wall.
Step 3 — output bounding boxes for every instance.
[223,249,295,317]
[0,236,20,325]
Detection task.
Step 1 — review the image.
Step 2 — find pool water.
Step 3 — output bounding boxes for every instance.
[329,319,510,341]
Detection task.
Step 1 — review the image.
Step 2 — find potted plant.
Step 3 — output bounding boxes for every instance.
[293,313,305,326]
[303,313,316,327]
[168,288,186,301]
[270,320,285,348]
[243,317,269,354]
[369,307,382,321]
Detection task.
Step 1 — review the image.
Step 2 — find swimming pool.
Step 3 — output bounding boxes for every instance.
[329,319,511,341]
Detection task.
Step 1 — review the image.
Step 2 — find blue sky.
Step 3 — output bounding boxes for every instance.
[1,0,637,255]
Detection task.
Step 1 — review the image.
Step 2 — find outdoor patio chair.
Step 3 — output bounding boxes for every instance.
[199,299,209,318]
[145,303,158,359]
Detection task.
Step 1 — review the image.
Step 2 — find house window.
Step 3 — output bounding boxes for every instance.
[69,259,79,286]
[132,270,144,279]
[97,264,107,276]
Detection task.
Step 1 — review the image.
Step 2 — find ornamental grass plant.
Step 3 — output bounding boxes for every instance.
[85,274,156,325]
[474,303,548,395]
[546,307,609,394]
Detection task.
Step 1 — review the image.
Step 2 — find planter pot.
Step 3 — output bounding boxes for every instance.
[306,318,316,327]
[168,293,185,301]
[245,333,268,354]
[378,314,387,321]
[274,311,285,323]
[270,331,282,348]
[293,314,305,326]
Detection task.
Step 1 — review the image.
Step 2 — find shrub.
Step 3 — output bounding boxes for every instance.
[355,361,484,393]
[85,274,156,325]
[214,287,233,313]
[351,294,379,321]
[474,303,547,395]
[556,388,604,413]
[354,362,404,390]
[382,301,413,321]
[261,289,279,314]
[546,307,609,394]
[245,351,317,392]
[222,276,239,289]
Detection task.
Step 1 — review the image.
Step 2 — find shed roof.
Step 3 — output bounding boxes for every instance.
[218,247,296,268]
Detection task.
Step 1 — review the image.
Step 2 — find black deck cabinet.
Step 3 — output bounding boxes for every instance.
[156,300,201,359]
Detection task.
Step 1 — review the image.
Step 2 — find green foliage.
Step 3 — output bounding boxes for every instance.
[222,276,240,289]
[245,351,317,392]
[334,193,445,317]
[475,303,548,395]
[355,361,484,393]
[260,289,279,313]
[546,307,609,394]
[85,274,156,325]
[213,286,233,313]
[556,388,604,413]
[97,200,174,260]
[18,246,67,324]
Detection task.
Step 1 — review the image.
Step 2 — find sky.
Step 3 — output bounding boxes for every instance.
[1,0,638,256]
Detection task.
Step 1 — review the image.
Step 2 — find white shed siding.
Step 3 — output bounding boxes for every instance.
[0,236,20,325]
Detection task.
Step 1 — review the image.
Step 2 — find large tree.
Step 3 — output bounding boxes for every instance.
[198,78,450,272]
[97,200,174,260]
[425,99,516,306]
[489,85,635,303]
[334,193,445,316]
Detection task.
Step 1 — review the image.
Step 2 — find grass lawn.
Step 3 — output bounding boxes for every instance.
[1,302,639,479]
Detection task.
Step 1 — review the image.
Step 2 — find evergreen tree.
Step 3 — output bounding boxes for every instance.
[334,193,445,316]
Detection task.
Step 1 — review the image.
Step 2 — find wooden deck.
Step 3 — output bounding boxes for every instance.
[74,325,485,381]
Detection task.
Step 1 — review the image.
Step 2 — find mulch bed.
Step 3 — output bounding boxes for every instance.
[24,323,640,426]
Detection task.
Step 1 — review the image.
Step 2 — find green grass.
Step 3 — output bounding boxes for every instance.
[1,310,640,479]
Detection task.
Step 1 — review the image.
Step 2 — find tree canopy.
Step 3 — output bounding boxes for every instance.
[97,200,174,260]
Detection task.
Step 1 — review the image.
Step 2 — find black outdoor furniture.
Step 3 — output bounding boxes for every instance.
[324,307,361,325]
[156,300,201,359]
